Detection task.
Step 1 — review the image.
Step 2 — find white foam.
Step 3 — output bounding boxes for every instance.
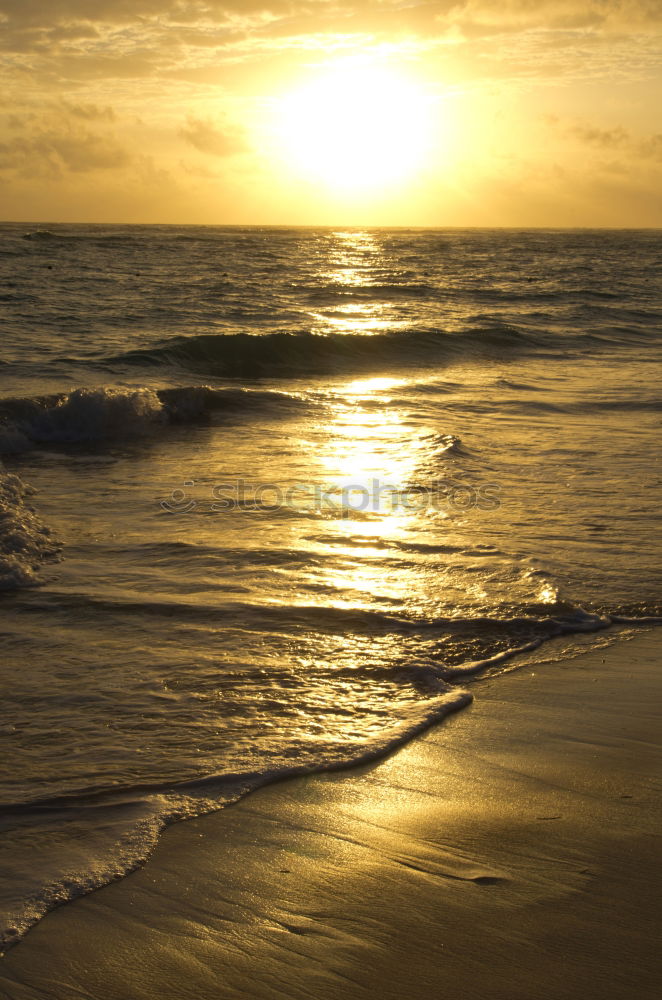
[0,684,471,954]
[0,464,59,589]
[25,387,165,444]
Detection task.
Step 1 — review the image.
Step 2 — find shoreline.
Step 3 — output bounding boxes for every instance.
[1,627,660,999]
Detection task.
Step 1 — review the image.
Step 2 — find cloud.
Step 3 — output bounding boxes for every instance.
[1,2,660,39]
[570,124,630,148]
[570,121,662,163]
[179,158,221,178]
[0,1,173,26]
[61,101,116,121]
[180,115,247,156]
[547,115,662,166]
[460,1,662,31]
[0,126,129,177]
[639,133,662,160]
[0,2,658,93]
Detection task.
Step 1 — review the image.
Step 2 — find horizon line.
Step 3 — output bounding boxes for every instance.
[3,221,662,231]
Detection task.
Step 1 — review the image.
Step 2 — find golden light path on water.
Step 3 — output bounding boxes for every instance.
[272,229,480,625]
[310,231,404,335]
[263,372,459,719]
[287,372,464,621]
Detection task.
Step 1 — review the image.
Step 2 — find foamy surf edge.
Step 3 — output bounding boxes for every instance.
[0,464,60,590]
[2,613,657,955]
[0,685,471,954]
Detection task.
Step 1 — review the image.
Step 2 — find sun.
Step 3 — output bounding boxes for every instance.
[274,59,433,196]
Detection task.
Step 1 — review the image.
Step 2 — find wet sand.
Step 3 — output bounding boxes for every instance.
[0,629,660,1000]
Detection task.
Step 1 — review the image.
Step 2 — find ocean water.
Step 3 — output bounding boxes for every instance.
[0,224,660,951]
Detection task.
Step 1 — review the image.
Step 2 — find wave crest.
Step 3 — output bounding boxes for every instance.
[0,387,164,450]
[0,384,312,454]
[106,326,534,377]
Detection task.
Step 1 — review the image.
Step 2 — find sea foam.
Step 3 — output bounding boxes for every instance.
[25,386,165,444]
[0,386,165,451]
[0,464,59,589]
[0,384,312,455]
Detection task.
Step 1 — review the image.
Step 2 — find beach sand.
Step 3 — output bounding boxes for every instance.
[0,628,660,1000]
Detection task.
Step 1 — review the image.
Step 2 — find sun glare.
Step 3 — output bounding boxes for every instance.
[275,60,433,195]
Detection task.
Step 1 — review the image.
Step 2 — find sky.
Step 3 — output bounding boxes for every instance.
[0,1,660,226]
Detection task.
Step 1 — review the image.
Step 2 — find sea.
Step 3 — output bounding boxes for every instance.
[0,224,660,952]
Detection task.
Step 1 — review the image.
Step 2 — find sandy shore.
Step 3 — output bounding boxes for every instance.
[0,628,660,1000]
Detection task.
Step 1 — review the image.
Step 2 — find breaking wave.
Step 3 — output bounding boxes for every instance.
[0,464,59,590]
[0,385,311,453]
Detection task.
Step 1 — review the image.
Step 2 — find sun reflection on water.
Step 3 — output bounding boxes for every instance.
[344,377,404,395]
[289,374,451,614]
[309,230,406,336]
[314,303,397,336]
[272,231,487,623]
[321,388,415,517]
